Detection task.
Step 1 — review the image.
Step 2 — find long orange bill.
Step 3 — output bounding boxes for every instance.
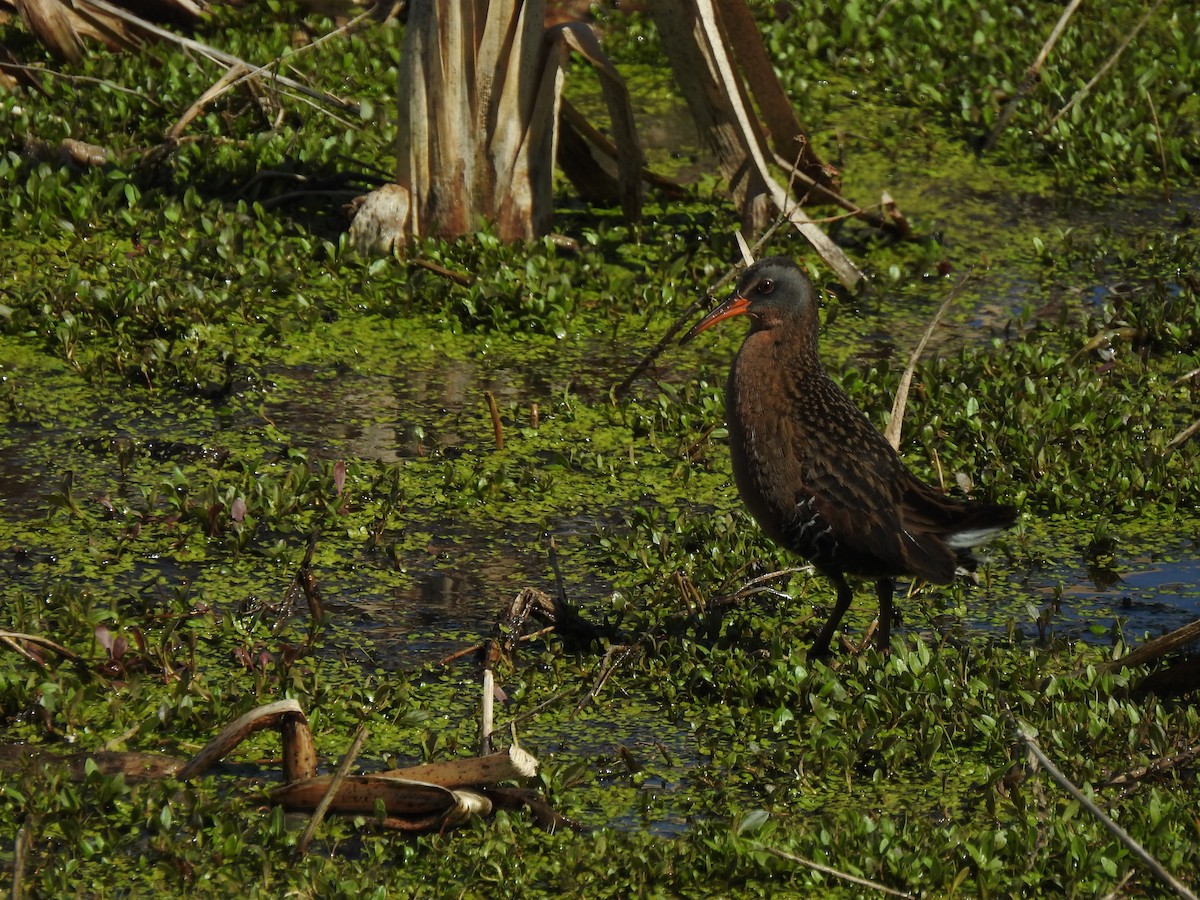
[681,294,752,344]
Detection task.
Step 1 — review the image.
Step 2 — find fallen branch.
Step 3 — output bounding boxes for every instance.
[2,699,546,835]
[274,773,482,818]
[178,698,309,780]
[384,745,538,788]
[0,744,185,781]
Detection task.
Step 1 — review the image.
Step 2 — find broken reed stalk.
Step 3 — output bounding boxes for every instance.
[385,746,538,787]
[480,668,495,756]
[983,0,1083,152]
[296,722,370,857]
[179,699,309,781]
[484,390,504,450]
[1015,721,1199,900]
[883,271,972,451]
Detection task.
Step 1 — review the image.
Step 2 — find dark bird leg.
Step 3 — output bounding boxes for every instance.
[811,573,855,658]
[875,577,895,654]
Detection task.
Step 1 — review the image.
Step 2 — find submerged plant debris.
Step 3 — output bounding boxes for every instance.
[2,1,1199,896]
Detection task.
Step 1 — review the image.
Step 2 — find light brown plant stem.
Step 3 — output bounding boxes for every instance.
[1015,720,1199,900]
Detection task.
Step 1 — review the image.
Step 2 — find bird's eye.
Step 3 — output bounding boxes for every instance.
[757,279,774,295]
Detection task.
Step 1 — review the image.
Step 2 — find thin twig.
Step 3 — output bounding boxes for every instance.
[0,63,150,98]
[749,843,916,898]
[436,626,556,667]
[1147,82,1171,199]
[1101,870,1138,900]
[409,258,472,285]
[1166,416,1200,450]
[1014,720,1199,900]
[1173,366,1200,386]
[572,644,637,718]
[883,270,972,451]
[505,687,578,729]
[611,292,717,401]
[0,631,81,664]
[1043,0,1164,134]
[983,0,1083,151]
[1103,743,1200,790]
[165,63,250,141]
[296,722,370,857]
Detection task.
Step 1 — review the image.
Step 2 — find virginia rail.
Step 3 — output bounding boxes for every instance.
[683,257,1016,657]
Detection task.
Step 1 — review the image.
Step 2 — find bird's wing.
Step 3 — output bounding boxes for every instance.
[787,394,958,583]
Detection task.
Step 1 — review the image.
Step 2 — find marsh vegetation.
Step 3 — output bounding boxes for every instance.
[1,1,1199,895]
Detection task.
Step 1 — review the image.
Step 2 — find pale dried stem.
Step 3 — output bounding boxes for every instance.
[296,722,370,856]
[1044,0,1164,134]
[984,0,1083,151]
[749,843,916,898]
[1015,720,1199,900]
[884,271,972,451]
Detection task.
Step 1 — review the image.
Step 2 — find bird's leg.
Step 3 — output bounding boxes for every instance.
[875,577,895,654]
[811,573,854,658]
